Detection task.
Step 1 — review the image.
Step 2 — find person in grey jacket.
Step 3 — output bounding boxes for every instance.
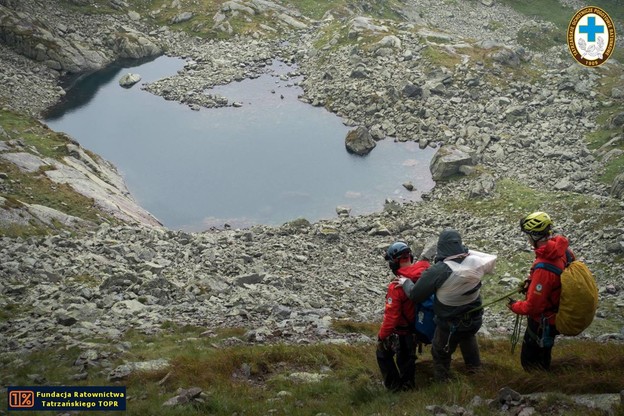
[396,229,483,382]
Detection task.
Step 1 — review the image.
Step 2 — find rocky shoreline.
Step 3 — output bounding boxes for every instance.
[1,0,623,361]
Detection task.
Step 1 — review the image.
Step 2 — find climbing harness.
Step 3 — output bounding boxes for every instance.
[463,286,523,353]
[443,324,456,354]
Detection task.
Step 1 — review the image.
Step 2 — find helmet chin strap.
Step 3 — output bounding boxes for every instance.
[529,233,548,248]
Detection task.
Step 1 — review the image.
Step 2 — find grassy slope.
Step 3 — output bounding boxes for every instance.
[0,109,117,237]
[0,323,622,415]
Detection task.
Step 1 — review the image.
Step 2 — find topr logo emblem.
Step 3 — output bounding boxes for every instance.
[568,6,616,67]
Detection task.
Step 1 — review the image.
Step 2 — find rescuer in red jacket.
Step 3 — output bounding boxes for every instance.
[377,241,430,391]
[508,212,574,371]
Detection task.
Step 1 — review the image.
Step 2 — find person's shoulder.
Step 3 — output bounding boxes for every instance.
[422,261,450,275]
[414,259,431,268]
[387,281,408,298]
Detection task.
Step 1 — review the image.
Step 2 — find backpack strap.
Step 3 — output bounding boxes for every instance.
[532,262,563,313]
[533,262,563,276]
[564,249,574,267]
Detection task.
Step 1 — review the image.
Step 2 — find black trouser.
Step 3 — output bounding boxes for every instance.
[431,317,482,382]
[376,334,416,391]
[521,317,558,371]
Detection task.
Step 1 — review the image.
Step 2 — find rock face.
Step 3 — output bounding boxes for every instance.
[0,142,161,227]
[0,4,108,72]
[429,145,474,181]
[345,126,376,156]
[0,3,160,75]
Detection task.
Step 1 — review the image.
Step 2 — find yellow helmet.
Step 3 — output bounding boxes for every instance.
[520,212,553,236]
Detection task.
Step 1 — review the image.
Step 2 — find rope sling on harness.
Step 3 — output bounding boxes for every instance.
[511,314,522,354]
[461,286,523,353]
[464,287,522,316]
[440,287,522,353]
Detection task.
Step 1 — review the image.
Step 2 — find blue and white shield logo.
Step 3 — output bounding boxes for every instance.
[568,7,616,67]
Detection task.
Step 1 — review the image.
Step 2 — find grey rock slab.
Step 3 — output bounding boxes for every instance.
[0,152,52,173]
[429,145,474,181]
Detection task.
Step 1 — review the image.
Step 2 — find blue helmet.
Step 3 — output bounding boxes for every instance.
[385,241,412,262]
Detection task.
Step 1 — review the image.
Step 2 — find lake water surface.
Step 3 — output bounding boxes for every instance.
[45,56,435,231]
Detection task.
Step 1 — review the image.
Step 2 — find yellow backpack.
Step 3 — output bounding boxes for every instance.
[534,259,598,336]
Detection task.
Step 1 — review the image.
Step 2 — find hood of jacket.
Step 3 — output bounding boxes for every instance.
[435,229,468,262]
[535,235,569,261]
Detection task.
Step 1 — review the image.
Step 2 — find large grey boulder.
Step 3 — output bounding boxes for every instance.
[611,112,624,128]
[221,1,255,15]
[348,16,388,38]
[429,145,474,181]
[278,13,307,29]
[170,11,193,24]
[488,48,519,67]
[107,29,162,59]
[163,387,203,407]
[345,126,376,156]
[611,173,624,199]
[119,73,142,88]
[108,359,169,381]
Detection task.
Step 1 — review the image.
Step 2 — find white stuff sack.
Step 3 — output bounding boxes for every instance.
[437,250,497,307]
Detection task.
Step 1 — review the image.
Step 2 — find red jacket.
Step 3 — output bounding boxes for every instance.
[378,260,430,339]
[510,235,572,325]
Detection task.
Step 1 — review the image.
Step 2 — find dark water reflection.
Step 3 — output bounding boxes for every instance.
[44,56,435,231]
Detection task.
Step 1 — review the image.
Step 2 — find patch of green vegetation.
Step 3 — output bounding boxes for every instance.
[290,0,349,20]
[586,127,618,151]
[331,320,378,336]
[585,102,624,185]
[421,45,462,68]
[58,0,116,15]
[0,110,71,159]
[0,162,103,224]
[1,196,24,209]
[69,273,100,287]
[486,20,504,31]
[443,178,622,229]
[313,21,356,52]
[516,21,563,52]
[3,333,624,415]
[497,0,574,32]
[0,303,22,322]
[479,252,533,297]
[0,222,50,238]
[442,178,544,221]
[600,154,624,184]
[589,300,624,334]
[0,345,83,386]
[0,110,119,231]
[364,0,405,21]
[426,35,452,44]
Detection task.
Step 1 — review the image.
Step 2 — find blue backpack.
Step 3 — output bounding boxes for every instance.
[414,294,436,344]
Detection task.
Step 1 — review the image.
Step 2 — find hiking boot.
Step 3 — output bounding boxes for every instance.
[466,365,482,375]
